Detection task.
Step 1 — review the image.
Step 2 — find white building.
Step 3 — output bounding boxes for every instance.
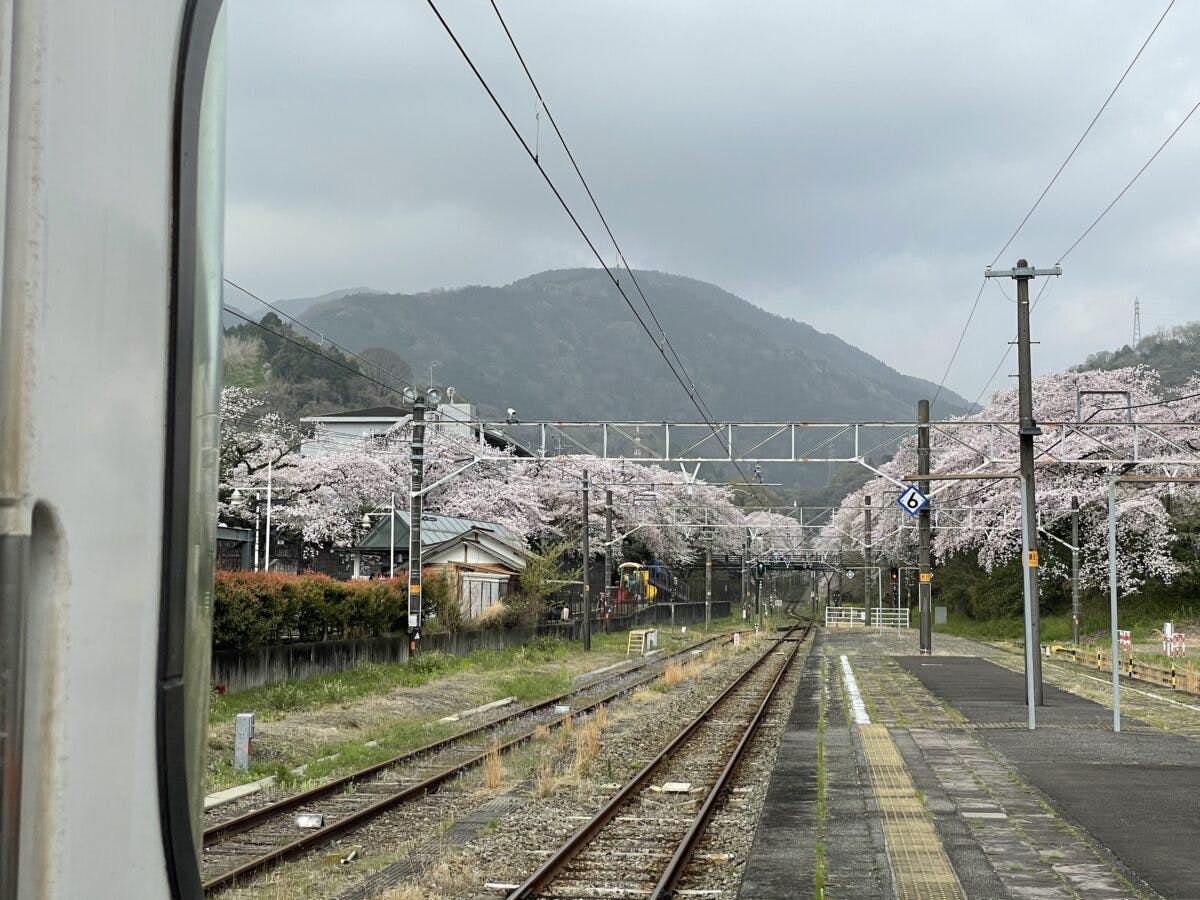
[300,401,480,457]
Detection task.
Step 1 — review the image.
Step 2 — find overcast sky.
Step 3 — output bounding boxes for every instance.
[225,1,1200,406]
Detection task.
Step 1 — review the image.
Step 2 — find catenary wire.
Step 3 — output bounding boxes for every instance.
[422,0,763,497]
[486,0,719,432]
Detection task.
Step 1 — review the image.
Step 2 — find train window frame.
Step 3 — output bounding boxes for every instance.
[161,1,227,895]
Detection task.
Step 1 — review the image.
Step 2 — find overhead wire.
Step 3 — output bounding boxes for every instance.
[990,0,1177,268]
[1056,96,1200,264]
[934,0,1175,412]
[486,0,718,430]
[225,278,464,410]
[425,0,762,496]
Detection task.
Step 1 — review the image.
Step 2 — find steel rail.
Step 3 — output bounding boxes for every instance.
[506,619,812,899]
[650,628,805,898]
[201,632,731,893]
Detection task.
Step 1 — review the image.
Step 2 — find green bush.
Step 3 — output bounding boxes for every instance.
[213,571,407,650]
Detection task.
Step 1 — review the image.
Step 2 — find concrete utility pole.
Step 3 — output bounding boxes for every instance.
[704,546,712,631]
[582,469,591,651]
[603,490,613,630]
[864,495,873,626]
[756,567,764,631]
[408,397,426,653]
[986,259,1059,706]
[917,399,932,654]
[1071,496,1080,646]
[1015,262,1043,704]
[742,536,750,620]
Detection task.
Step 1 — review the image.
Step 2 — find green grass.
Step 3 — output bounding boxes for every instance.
[494,672,571,703]
[933,610,1199,673]
[934,611,1093,643]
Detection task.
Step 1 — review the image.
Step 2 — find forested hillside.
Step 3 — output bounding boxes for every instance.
[298,268,973,423]
[1076,322,1200,391]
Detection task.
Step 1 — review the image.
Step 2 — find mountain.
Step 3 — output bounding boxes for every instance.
[224,285,384,321]
[297,268,972,423]
[1076,322,1200,391]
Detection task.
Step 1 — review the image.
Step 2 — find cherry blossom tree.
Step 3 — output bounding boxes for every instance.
[818,367,1200,592]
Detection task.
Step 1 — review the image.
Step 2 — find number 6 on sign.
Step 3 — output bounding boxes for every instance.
[896,484,929,516]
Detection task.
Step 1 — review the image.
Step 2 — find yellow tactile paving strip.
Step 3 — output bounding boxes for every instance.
[858,723,965,900]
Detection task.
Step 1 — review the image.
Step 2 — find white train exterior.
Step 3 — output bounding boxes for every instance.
[0,1,226,896]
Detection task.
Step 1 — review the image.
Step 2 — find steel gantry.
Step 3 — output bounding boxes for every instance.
[447,418,1200,478]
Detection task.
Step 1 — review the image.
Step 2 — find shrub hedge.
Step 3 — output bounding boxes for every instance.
[213,571,408,649]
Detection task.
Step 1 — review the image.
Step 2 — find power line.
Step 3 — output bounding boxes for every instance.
[223,306,412,398]
[1057,96,1200,264]
[990,0,1177,267]
[424,0,760,494]
[970,92,1200,411]
[970,276,1055,408]
[225,278,420,395]
[930,277,987,411]
[486,0,716,428]
[935,2,1175,411]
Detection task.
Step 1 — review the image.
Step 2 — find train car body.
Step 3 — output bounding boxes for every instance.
[0,1,225,896]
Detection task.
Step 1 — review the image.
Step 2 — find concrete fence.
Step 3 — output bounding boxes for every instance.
[211,623,570,693]
[211,600,733,693]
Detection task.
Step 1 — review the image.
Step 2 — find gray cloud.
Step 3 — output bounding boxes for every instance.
[226,1,1200,403]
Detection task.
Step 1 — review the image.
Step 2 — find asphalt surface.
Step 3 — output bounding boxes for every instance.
[897,656,1200,899]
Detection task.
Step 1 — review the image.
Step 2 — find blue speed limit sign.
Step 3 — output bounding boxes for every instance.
[896,484,929,516]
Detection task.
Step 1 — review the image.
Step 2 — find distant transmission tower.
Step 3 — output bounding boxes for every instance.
[1133,297,1142,348]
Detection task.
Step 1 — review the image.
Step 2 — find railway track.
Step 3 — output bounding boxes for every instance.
[201,631,732,892]
[506,620,812,900]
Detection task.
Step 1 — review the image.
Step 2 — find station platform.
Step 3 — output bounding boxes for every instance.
[740,627,1200,899]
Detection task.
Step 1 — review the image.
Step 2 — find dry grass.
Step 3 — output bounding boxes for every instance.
[482,736,504,790]
[383,859,482,899]
[662,660,687,686]
[532,722,551,742]
[535,752,558,797]
[594,703,609,729]
[573,718,601,775]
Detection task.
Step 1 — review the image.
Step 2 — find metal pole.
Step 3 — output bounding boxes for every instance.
[389,491,396,579]
[1015,261,1044,704]
[1019,477,1037,730]
[704,545,712,632]
[1071,496,1080,645]
[252,497,260,571]
[581,471,591,651]
[864,495,873,626]
[1108,480,1121,732]
[604,490,613,628]
[756,572,763,631]
[264,457,273,573]
[408,398,426,653]
[741,538,748,620]
[918,399,932,653]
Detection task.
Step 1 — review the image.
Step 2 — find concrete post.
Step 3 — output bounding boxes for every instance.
[234,713,255,772]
